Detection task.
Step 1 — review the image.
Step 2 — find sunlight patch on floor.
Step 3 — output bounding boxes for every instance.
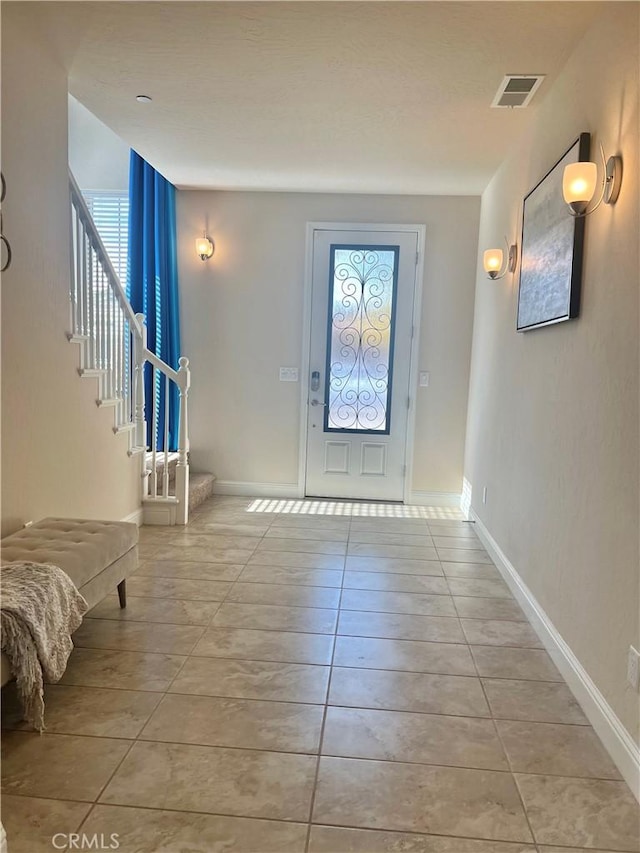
[246,498,464,520]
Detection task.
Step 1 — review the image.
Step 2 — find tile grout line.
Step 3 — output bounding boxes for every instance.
[4,517,225,838]
[448,567,541,850]
[23,804,638,853]
[303,523,349,853]
[136,505,636,849]
[6,503,634,848]
[83,592,525,619]
[69,637,574,684]
[151,520,269,694]
[9,700,627,770]
[70,512,270,839]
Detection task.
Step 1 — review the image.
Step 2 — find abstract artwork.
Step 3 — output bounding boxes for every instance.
[517,133,590,331]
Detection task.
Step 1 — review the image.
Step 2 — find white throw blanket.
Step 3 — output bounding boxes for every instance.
[1,561,87,731]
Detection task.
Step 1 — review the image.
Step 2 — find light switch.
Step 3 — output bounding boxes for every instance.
[279,367,299,382]
[419,372,430,387]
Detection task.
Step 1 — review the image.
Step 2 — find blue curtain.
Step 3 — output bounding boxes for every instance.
[127,151,181,451]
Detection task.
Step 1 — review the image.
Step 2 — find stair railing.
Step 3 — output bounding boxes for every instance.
[69,170,190,524]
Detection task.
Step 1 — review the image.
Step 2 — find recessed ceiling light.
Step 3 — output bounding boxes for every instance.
[136,95,152,103]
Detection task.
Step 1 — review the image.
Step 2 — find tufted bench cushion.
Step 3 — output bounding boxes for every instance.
[1,517,138,686]
[1,518,137,589]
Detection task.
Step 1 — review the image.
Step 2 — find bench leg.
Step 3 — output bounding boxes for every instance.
[117,580,127,609]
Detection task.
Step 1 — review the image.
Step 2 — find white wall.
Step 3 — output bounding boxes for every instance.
[177,192,480,498]
[68,95,130,193]
[464,3,639,747]
[1,7,141,536]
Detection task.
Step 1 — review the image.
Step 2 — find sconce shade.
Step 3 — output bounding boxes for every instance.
[563,161,598,215]
[196,234,214,261]
[484,249,503,279]
[483,242,517,280]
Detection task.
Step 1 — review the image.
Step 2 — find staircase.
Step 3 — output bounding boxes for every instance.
[68,170,214,524]
[146,453,216,514]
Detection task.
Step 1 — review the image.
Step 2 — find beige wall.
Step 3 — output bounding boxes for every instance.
[177,191,480,497]
[464,5,639,740]
[68,95,130,193]
[1,7,141,536]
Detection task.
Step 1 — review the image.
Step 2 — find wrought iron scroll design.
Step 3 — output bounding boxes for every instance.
[325,245,399,434]
[1,173,12,273]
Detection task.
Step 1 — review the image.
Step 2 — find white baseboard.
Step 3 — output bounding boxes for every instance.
[471,509,640,801]
[121,507,143,526]
[213,480,302,499]
[213,483,462,507]
[409,491,462,507]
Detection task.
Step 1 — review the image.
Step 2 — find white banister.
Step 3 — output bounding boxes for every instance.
[143,348,179,383]
[69,171,140,332]
[134,312,147,450]
[69,169,192,524]
[163,374,170,499]
[151,365,158,499]
[174,357,191,526]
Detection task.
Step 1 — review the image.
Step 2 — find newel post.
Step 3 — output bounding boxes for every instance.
[175,356,190,525]
[134,313,149,496]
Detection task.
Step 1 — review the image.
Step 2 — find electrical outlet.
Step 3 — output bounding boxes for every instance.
[482,487,488,505]
[627,646,640,692]
[419,371,430,387]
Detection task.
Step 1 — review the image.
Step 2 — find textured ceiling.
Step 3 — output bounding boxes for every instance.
[36,1,604,194]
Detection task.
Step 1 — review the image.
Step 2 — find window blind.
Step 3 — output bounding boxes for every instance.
[83,191,129,288]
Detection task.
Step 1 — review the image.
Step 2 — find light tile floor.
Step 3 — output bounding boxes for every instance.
[2,496,639,853]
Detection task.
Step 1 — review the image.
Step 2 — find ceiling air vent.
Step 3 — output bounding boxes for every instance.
[491,75,545,109]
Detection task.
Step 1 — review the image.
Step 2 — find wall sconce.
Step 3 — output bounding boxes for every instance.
[562,143,622,216]
[195,232,214,261]
[483,239,518,280]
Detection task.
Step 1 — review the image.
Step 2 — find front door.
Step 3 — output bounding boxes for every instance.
[305,227,419,501]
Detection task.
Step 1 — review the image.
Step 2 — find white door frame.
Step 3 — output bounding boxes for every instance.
[297,222,426,504]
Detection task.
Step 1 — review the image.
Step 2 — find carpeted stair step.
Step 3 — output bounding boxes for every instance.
[145,452,179,487]
[189,472,216,512]
[143,452,215,515]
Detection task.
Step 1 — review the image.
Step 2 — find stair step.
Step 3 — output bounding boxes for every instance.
[78,368,107,378]
[113,423,135,435]
[146,451,180,486]
[189,472,216,512]
[141,472,215,525]
[146,451,179,470]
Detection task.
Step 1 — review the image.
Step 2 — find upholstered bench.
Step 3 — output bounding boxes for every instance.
[0,518,138,686]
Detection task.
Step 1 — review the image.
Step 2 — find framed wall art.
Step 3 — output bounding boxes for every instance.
[517,132,590,331]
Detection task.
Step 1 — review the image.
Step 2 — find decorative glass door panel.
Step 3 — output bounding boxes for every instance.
[325,245,399,434]
[305,228,419,501]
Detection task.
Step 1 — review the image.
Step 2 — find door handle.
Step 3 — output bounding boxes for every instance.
[310,399,327,407]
